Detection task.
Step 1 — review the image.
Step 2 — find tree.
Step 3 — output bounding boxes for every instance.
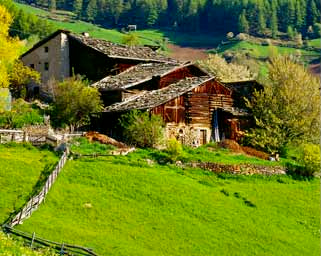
[84,0,97,22]
[9,60,40,98]
[0,5,20,88]
[238,10,249,34]
[119,110,165,148]
[73,0,83,18]
[245,56,320,153]
[122,32,139,46]
[50,76,103,130]
[270,10,278,38]
[198,54,255,82]
[287,26,294,40]
[49,0,56,12]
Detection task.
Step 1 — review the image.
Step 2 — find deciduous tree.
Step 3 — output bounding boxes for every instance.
[245,56,320,153]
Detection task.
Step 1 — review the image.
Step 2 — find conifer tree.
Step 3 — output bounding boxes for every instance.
[73,0,83,18]
[49,0,56,12]
[238,10,249,34]
[85,0,97,22]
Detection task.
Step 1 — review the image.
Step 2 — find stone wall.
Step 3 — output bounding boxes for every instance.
[21,32,70,86]
[189,162,286,175]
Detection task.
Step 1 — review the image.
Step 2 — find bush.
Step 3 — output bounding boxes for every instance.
[166,138,183,161]
[119,110,165,148]
[300,144,320,176]
[0,99,43,128]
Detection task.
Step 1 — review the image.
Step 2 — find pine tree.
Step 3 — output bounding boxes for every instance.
[295,0,304,31]
[258,9,266,35]
[85,0,97,22]
[238,10,249,34]
[270,1,278,38]
[73,0,83,18]
[49,0,56,12]
[306,0,319,27]
[287,26,294,40]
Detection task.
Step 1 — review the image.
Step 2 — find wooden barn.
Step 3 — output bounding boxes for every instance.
[91,62,208,106]
[99,76,250,146]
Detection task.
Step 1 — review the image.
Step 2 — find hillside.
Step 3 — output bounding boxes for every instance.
[0,143,58,224]
[13,145,319,256]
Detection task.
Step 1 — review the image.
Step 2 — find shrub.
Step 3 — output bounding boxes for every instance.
[119,110,165,148]
[0,99,43,128]
[166,138,183,161]
[300,144,320,176]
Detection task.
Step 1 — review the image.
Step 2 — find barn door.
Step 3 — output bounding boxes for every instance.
[200,129,207,145]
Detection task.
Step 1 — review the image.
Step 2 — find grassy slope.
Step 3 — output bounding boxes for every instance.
[213,41,319,58]
[14,2,223,48]
[18,152,319,256]
[0,143,58,224]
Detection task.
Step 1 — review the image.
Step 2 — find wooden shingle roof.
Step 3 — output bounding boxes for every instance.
[68,34,177,63]
[92,62,185,90]
[104,76,212,112]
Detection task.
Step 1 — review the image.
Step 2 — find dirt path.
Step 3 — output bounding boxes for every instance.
[167,44,209,62]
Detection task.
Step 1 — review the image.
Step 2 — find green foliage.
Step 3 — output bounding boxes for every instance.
[0,99,43,128]
[245,56,320,153]
[0,0,56,39]
[122,32,139,46]
[13,0,321,38]
[17,151,319,255]
[9,60,40,98]
[50,76,103,130]
[299,144,320,176]
[166,138,183,161]
[119,110,165,148]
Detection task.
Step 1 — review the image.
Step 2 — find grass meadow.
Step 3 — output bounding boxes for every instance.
[15,148,319,256]
[0,143,58,224]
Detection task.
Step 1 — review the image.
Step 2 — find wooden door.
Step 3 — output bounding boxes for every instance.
[200,129,207,145]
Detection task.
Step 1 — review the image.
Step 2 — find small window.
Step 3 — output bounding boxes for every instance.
[44,62,49,71]
[30,64,34,69]
[44,46,49,53]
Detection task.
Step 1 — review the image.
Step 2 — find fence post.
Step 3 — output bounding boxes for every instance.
[30,232,35,248]
[60,243,65,255]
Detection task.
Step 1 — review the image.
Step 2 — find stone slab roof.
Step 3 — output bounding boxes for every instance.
[92,62,184,90]
[104,76,212,112]
[69,33,177,63]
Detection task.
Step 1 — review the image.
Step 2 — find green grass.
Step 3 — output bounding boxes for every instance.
[308,38,321,48]
[0,231,56,255]
[0,143,58,224]
[70,137,116,155]
[212,41,319,59]
[17,150,319,256]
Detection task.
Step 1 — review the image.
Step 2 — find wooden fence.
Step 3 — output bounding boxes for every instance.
[3,225,98,256]
[0,129,84,146]
[8,148,69,227]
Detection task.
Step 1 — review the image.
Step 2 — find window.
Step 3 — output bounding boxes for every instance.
[44,46,49,53]
[44,62,49,71]
[30,64,34,69]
